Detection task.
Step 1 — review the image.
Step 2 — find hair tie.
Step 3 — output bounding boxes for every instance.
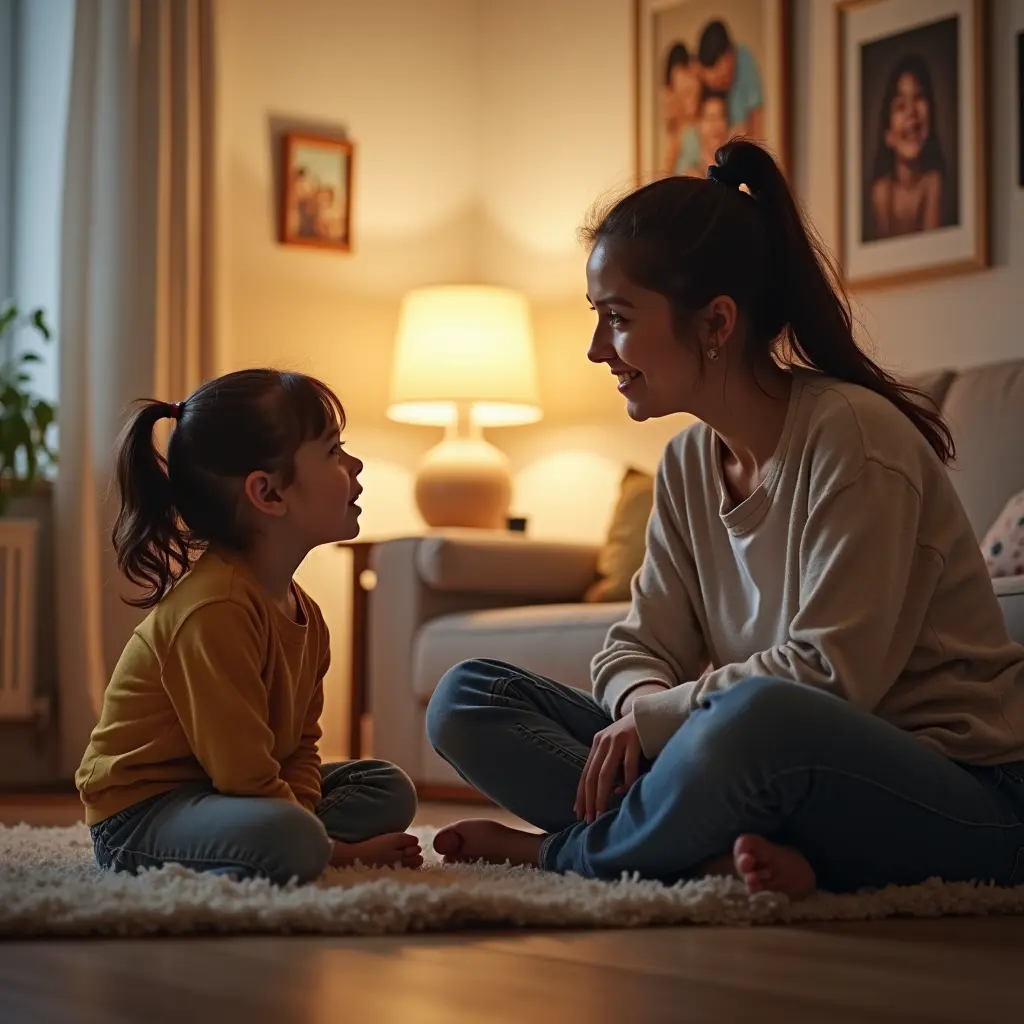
[707,164,753,197]
[168,401,184,421]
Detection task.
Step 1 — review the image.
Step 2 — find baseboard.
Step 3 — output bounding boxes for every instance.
[0,787,78,803]
[416,784,493,804]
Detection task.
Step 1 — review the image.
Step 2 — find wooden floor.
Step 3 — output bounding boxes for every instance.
[2,797,1023,1023]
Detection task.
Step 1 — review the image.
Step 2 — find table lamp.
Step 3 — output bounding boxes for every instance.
[387,285,542,529]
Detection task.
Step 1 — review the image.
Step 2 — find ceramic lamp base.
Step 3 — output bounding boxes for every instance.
[414,436,511,529]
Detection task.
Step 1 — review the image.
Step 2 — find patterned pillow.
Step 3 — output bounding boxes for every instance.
[982,490,1024,578]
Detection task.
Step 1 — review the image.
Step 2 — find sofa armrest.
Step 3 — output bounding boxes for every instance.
[994,575,1024,646]
[414,530,599,600]
[367,534,598,777]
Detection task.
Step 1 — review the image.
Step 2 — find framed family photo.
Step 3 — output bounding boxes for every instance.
[280,133,354,252]
[634,0,791,183]
[837,0,988,289]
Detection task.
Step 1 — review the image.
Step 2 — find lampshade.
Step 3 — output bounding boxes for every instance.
[387,285,542,428]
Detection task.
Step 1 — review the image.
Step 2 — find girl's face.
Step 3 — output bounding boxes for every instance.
[585,240,706,422]
[281,425,364,545]
[670,65,701,122]
[698,98,730,154]
[885,71,931,162]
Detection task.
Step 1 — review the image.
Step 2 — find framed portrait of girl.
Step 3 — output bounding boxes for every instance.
[837,0,988,289]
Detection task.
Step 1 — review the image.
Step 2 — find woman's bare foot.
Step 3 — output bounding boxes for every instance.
[330,832,423,869]
[732,834,815,899]
[433,818,544,867]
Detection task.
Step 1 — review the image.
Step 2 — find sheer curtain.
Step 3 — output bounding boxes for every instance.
[56,0,215,776]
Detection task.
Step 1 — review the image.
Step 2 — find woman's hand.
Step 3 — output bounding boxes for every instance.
[575,713,644,824]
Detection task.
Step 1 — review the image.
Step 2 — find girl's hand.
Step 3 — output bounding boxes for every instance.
[575,712,643,824]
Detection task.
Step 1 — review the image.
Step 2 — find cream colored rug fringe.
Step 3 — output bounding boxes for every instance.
[2,824,1022,937]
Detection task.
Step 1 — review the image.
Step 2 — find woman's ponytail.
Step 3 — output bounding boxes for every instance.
[111,400,191,607]
[714,139,954,464]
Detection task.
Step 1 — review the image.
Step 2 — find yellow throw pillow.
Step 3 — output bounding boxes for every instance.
[584,467,654,603]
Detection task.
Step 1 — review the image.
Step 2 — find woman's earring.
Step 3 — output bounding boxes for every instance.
[706,343,721,361]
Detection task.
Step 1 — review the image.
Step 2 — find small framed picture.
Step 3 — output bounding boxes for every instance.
[634,0,791,183]
[280,133,354,252]
[1018,31,1023,188]
[837,0,987,289]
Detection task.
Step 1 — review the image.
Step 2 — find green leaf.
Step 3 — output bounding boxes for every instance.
[31,309,51,341]
[7,412,31,447]
[0,305,18,337]
[32,400,55,432]
[1,386,27,413]
[20,351,42,363]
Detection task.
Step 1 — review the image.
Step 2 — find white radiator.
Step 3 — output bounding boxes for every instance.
[0,518,38,720]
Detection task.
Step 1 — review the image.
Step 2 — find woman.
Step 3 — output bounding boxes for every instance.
[425,140,1024,899]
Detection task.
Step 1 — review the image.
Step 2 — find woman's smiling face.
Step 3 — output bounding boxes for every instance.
[585,239,706,422]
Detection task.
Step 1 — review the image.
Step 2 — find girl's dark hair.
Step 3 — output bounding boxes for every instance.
[112,369,346,608]
[664,42,690,84]
[581,139,954,463]
[699,87,729,113]
[872,54,945,181]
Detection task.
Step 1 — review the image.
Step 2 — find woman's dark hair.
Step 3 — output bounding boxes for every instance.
[581,139,954,464]
[872,53,945,181]
[664,42,690,85]
[112,369,346,608]
[698,20,733,67]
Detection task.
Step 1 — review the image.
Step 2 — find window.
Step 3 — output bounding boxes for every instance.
[5,0,75,403]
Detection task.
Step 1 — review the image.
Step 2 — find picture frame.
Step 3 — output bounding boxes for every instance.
[837,0,987,290]
[279,133,354,252]
[634,0,791,184]
[1018,31,1023,189]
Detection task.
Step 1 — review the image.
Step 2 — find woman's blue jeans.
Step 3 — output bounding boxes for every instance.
[426,659,1024,892]
[90,760,417,886]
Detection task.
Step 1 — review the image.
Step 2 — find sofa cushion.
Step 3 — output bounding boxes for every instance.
[907,368,956,410]
[994,576,1024,646]
[415,531,599,600]
[411,601,629,701]
[584,467,654,603]
[940,361,1024,538]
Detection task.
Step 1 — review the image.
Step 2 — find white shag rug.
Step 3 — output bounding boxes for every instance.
[2,823,1023,938]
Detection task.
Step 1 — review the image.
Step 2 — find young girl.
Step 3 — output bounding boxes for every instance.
[680,90,731,178]
[425,140,1024,898]
[77,369,420,885]
[868,54,947,240]
[661,42,701,178]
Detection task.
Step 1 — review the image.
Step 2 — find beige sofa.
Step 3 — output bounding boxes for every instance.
[368,360,1024,791]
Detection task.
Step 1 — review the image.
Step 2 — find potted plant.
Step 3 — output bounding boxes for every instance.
[0,303,57,510]
[0,303,57,719]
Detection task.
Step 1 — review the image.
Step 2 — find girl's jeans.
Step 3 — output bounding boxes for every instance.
[90,759,417,886]
[426,659,1024,892]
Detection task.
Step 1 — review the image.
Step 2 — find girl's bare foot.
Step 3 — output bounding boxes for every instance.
[330,832,423,869]
[433,818,544,867]
[733,834,815,899]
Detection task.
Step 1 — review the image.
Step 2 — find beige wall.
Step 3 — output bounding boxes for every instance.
[214,0,483,754]
[213,0,1024,755]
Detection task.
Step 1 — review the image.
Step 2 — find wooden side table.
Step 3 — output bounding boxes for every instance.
[339,540,377,760]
